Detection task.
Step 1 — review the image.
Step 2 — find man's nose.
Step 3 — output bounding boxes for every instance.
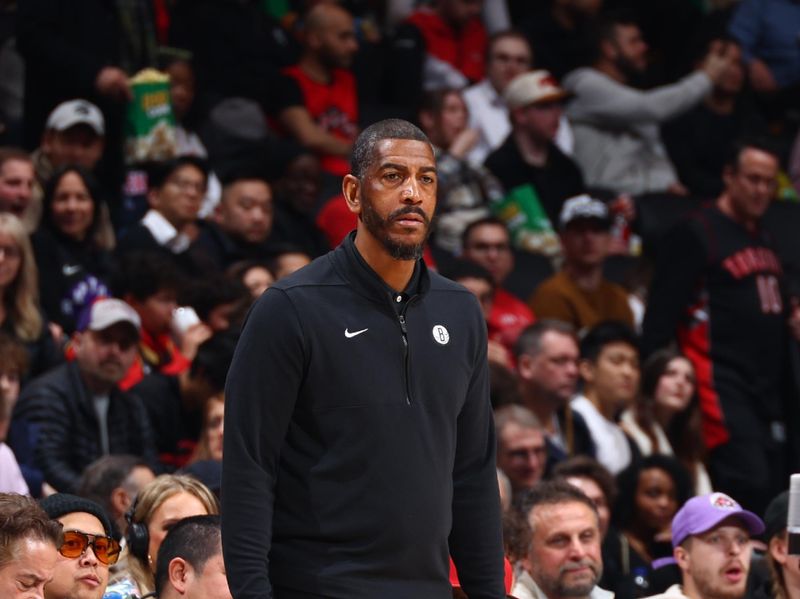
[401,180,421,203]
[80,544,99,566]
[567,537,588,559]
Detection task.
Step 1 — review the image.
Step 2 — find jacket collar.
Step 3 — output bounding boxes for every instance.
[332,231,430,304]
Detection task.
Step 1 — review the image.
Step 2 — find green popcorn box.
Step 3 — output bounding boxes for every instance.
[491,183,561,256]
[124,68,178,164]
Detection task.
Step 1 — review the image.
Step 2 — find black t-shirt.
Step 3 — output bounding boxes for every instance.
[485,136,586,228]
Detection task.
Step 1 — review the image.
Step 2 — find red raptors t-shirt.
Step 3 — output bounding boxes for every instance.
[282,65,359,176]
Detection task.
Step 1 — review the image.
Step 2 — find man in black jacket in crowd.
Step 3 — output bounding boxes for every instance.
[13,297,157,493]
[222,119,505,598]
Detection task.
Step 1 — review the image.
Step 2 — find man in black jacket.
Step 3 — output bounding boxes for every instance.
[222,119,505,598]
[13,297,157,493]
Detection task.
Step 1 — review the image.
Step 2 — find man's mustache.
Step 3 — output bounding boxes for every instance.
[389,206,430,226]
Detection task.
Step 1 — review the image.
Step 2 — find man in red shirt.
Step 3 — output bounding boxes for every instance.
[278,3,359,177]
[405,0,487,89]
[461,216,534,349]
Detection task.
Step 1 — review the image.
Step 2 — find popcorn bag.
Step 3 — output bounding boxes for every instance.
[492,183,561,256]
[124,68,178,164]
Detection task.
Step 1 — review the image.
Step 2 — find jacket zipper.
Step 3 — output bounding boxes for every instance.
[398,313,411,405]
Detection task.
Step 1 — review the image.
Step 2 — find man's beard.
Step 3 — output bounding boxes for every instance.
[613,49,646,83]
[534,559,601,599]
[360,197,430,261]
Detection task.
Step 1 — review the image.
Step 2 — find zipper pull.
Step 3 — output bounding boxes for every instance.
[398,314,407,334]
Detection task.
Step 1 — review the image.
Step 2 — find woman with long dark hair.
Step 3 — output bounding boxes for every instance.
[31,165,113,334]
[621,349,712,494]
[605,455,693,598]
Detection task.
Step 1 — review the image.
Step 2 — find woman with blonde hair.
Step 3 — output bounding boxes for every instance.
[106,473,219,597]
[0,213,61,380]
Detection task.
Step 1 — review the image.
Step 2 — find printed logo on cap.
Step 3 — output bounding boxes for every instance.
[709,492,737,510]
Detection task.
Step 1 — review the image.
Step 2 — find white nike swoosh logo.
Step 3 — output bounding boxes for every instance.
[344,328,368,338]
[62,264,81,276]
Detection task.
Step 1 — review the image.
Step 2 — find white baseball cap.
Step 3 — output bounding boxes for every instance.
[45,100,105,135]
[78,298,141,335]
[559,194,611,230]
[504,70,570,110]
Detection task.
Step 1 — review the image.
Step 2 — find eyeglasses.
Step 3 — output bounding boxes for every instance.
[59,530,121,565]
[167,177,206,195]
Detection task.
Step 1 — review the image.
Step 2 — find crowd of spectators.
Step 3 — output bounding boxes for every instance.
[0,0,799,598]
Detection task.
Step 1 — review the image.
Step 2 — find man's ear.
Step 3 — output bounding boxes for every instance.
[722,165,735,190]
[212,199,225,224]
[674,544,690,573]
[71,330,84,353]
[517,353,535,380]
[342,175,361,215]
[770,534,789,566]
[600,39,617,61]
[41,130,56,154]
[168,557,191,593]
[110,486,131,520]
[578,359,594,385]
[146,188,160,211]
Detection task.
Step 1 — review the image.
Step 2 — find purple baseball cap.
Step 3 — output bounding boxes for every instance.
[671,492,765,547]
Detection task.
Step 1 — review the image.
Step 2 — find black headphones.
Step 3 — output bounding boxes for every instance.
[124,494,149,562]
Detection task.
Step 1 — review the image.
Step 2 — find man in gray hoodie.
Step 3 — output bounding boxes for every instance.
[563,15,737,196]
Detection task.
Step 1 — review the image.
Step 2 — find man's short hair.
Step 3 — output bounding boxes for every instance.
[723,136,780,171]
[0,493,62,569]
[418,88,462,119]
[190,331,240,392]
[589,11,640,61]
[111,251,184,300]
[579,320,640,362]
[148,156,209,190]
[552,456,619,507]
[181,275,249,324]
[350,119,430,180]
[514,319,577,361]
[495,404,542,437]
[76,455,151,523]
[218,166,271,191]
[515,480,599,530]
[440,259,495,290]
[0,147,32,171]
[154,515,222,596]
[460,216,509,249]
[486,29,531,60]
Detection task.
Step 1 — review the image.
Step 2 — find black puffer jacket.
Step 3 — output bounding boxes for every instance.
[13,361,158,493]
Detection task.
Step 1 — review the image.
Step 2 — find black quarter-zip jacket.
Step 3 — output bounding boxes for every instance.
[221,233,504,599]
